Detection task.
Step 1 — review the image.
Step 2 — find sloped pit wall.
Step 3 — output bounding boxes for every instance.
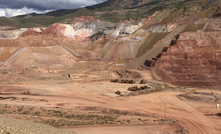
[153,31,221,87]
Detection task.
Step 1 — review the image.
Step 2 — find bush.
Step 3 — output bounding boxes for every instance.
[23,111,29,115]
[110,79,120,83]
[128,86,140,91]
[120,79,125,83]
[18,107,23,112]
[129,80,135,84]
[140,79,148,84]
[140,86,148,90]
[115,91,121,95]
[35,111,41,116]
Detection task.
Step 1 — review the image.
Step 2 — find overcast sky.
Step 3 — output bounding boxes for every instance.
[0,0,107,17]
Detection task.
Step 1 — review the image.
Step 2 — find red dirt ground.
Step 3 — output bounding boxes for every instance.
[0,70,221,134]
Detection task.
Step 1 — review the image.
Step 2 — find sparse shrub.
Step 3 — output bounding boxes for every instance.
[23,111,29,114]
[18,107,23,112]
[35,111,41,116]
[160,119,165,121]
[115,91,121,95]
[140,86,148,90]
[129,80,135,84]
[128,86,140,91]
[112,79,136,84]
[140,79,148,84]
[125,80,130,83]
[110,79,120,83]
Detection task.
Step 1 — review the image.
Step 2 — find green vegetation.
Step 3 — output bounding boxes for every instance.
[18,106,24,112]
[110,79,135,84]
[115,91,121,95]
[128,85,151,91]
[0,17,18,26]
[0,0,219,28]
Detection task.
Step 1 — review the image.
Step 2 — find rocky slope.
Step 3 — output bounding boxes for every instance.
[0,0,221,87]
[0,114,75,134]
[147,21,221,87]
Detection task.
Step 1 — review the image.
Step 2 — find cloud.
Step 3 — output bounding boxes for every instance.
[0,0,107,17]
[0,0,107,10]
[0,10,5,17]
[0,7,51,17]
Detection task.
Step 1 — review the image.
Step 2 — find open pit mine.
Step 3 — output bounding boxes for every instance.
[0,0,221,134]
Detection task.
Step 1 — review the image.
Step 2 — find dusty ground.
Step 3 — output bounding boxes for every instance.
[0,68,221,134]
[0,3,221,133]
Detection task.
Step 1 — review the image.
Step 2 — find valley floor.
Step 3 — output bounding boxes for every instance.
[0,70,221,134]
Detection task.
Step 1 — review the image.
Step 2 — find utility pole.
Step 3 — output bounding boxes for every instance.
[217,104,220,110]
[165,103,167,120]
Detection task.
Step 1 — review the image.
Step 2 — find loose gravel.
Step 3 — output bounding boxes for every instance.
[0,114,76,134]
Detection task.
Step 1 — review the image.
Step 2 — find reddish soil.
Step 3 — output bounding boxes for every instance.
[0,70,221,134]
[0,14,221,134]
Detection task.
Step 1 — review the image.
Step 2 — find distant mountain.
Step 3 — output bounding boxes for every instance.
[45,9,78,17]
[44,0,116,17]
[1,0,220,28]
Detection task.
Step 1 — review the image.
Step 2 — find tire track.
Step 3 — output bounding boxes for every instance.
[158,92,218,134]
[5,48,24,64]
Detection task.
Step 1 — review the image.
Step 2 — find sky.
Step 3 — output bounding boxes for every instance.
[0,0,107,17]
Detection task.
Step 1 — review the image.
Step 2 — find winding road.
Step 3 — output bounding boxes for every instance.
[0,81,221,134]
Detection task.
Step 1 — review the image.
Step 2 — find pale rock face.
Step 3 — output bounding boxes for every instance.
[32,28,44,32]
[109,30,120,37]
[146,23,179,33]
[18,16,152,40]
[63,24,94,40]
[0,28,27,39]
[73,22,87,30]
[167,23,179,32]
[125,24,141,34]
[63,24,76,38]
[20,23,95,41]
[108,22,144,37]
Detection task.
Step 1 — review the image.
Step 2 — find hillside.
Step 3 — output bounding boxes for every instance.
[0,0,221,133]
[1,0,220,28]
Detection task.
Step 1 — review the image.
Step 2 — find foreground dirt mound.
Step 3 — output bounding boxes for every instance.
[152,29,221,87]
[0,114,75,134]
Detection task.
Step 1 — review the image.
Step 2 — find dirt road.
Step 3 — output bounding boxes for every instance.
[1,80,221,134]
[65,125,177,134]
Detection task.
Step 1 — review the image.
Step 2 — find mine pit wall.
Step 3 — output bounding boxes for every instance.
[152,31,221,88]
[0,47,19,62]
